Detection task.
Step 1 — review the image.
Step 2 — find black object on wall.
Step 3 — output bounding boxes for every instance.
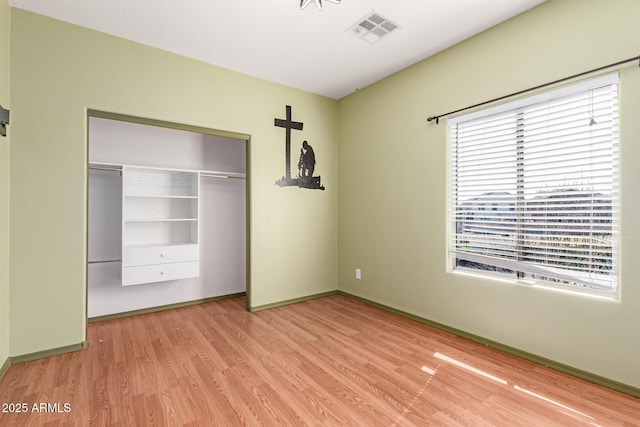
[274,105,325,190]
[0,105,9,137]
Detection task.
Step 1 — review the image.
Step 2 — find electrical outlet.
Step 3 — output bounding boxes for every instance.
[355,268,361,280]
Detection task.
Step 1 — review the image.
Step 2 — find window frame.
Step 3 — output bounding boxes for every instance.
[447,73,620,299]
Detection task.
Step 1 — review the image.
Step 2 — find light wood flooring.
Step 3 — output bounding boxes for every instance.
[0,295,639,426]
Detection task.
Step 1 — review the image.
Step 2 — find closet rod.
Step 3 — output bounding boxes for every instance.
[89,165,122,172]
[200,173,245,180]
[426,54,640,124]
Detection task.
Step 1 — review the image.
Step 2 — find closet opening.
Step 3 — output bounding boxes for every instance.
[86,110,249,321]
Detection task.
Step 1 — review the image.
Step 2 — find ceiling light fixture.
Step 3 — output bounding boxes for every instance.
[300,0,341,11]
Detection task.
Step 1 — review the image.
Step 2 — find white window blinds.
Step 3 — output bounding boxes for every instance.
[450,74,619,297]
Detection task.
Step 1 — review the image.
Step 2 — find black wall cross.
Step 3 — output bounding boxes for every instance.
[274,105,303,181]
[273,105,325,190]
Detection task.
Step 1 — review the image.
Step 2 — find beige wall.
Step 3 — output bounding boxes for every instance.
[8,9,338,356]
[338,0,640,389]
[0,1,10,367]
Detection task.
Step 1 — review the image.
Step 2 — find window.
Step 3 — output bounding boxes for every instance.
[449,74,619,298]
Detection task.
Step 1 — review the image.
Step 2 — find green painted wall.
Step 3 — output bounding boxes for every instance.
[7,0,640,393]
[338,0,640,389]
[8,9,338,356]
[0,1,10,368]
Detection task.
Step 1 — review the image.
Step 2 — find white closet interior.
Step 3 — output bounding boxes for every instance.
[88,116,246,318]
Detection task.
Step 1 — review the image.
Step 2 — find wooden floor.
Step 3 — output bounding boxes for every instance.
[0,295,638,426]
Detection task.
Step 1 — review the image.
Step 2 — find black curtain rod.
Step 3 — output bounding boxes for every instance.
[426,54,640,124]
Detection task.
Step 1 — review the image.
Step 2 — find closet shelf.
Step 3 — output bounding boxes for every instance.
[123,242,197,249]
[124,194,198,199]
[124,218,197,222]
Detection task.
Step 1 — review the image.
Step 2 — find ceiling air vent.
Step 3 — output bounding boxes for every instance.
[348,11,399,44]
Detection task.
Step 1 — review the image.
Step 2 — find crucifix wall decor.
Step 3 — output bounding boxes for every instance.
[274,105,325,190]
[274,105,303,182]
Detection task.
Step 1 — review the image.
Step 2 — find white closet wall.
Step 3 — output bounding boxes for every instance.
[88,117,246,318]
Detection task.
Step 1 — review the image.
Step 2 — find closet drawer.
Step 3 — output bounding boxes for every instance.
[122,244,199,267]
[122,261,200,286]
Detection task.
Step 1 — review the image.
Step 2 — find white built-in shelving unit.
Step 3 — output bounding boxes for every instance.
[121,166,201,286]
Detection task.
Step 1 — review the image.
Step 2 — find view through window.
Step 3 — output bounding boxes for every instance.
[449,74,619,298]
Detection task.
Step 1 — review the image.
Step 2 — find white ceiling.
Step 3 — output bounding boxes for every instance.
[9,0,546,100]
